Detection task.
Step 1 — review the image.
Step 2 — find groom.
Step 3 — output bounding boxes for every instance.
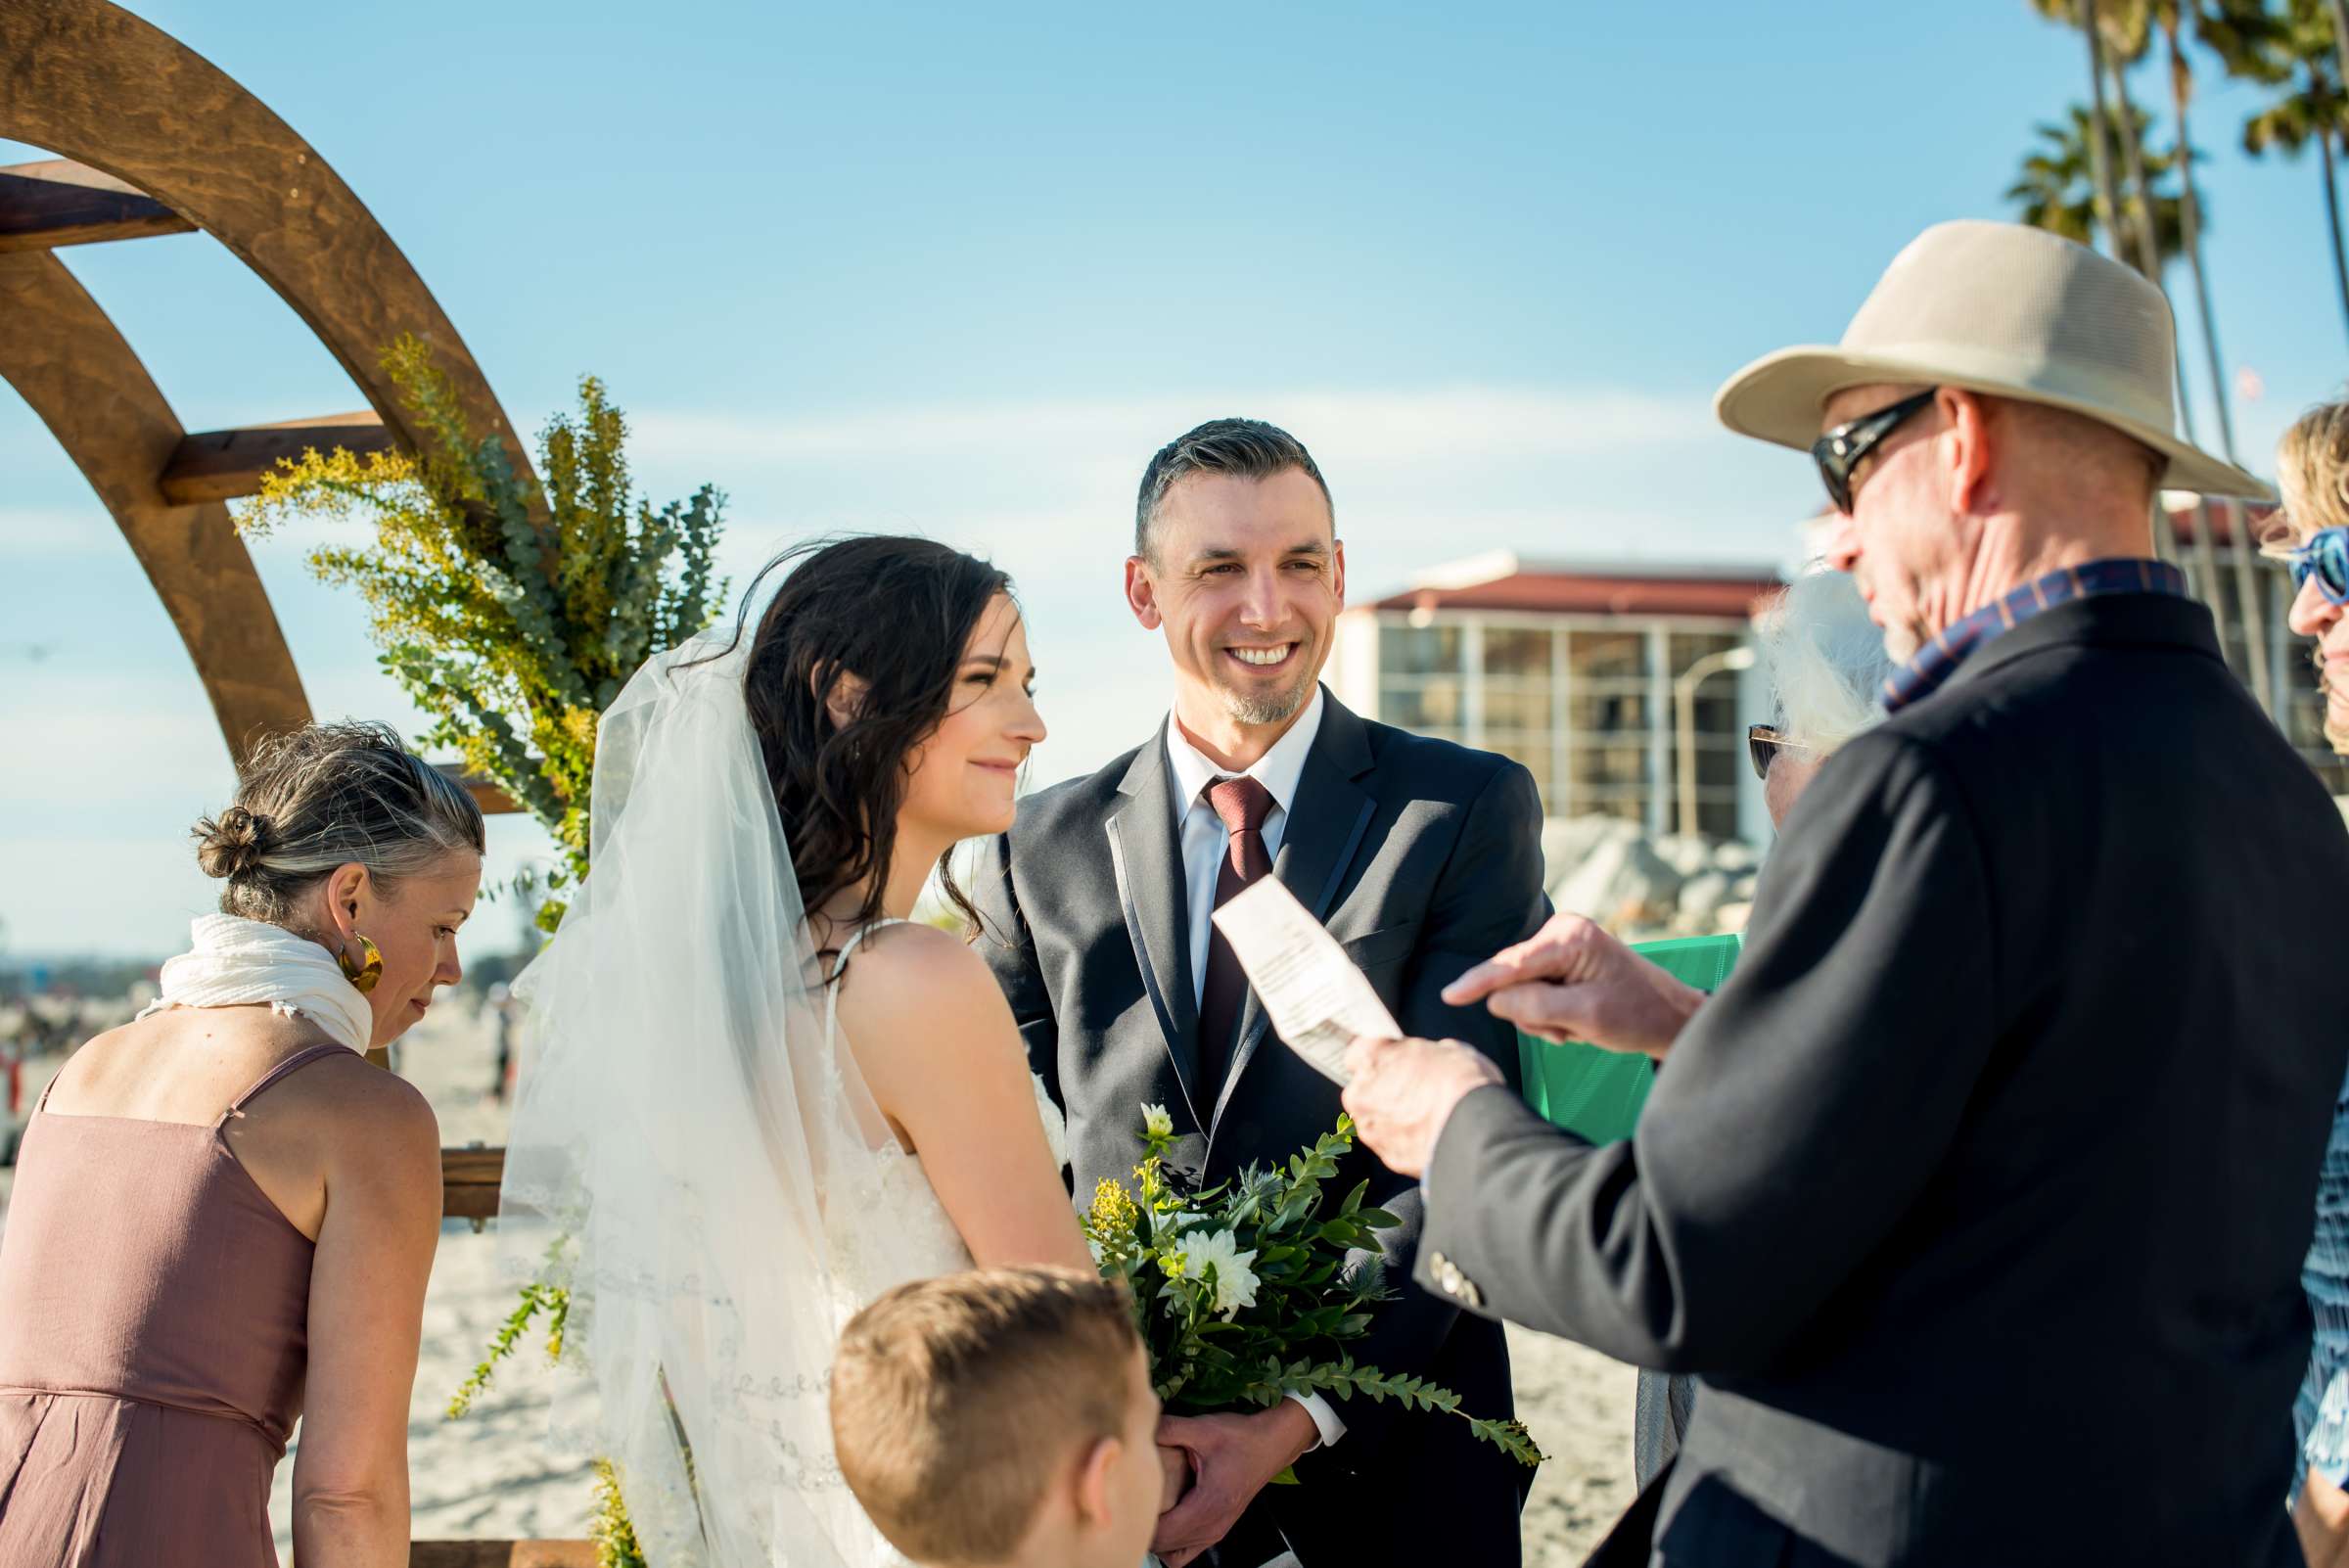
[970,419,1546,1566]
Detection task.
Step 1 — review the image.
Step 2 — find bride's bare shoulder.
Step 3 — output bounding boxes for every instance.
[834,923,1019,1071]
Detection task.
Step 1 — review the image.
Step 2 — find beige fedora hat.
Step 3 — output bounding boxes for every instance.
[1714,218,2271,500]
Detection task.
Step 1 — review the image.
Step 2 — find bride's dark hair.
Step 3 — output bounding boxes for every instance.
[721,535,1015,945]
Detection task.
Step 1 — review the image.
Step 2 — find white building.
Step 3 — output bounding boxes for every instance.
[1329,552,1783,842]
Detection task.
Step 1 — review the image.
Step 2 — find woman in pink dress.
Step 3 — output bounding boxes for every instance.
[0,720,483,1567]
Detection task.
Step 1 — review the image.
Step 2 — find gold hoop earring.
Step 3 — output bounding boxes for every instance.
[338,933,384,994]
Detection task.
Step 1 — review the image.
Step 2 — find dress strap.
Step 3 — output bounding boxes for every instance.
[822,919,910,1041]
[218,1042,359,1125]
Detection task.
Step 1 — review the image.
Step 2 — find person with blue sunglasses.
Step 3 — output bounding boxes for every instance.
[2274,398,2349,1568]
[2281,408,2349,760]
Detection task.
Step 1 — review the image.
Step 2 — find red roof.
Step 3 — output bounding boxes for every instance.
[1367,566,1782,620]
[2164,497,2278,550]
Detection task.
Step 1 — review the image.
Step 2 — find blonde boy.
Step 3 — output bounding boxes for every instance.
[831,1267,1163,1568]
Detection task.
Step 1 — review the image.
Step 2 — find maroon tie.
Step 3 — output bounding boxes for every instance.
[1196,776,1275,1096]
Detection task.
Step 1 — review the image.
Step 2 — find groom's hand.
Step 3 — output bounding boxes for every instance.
[1151,1404,1317,1565]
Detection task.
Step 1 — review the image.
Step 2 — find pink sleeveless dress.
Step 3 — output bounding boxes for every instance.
[0,1042,352,1566]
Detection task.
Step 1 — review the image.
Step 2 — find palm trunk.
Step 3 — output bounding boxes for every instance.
[2164,29,2238,464]
[2100,48,2218,623]
[2331,0,2349,108]
[2325,121,2349,351]
[2082,1,2176,563]
[2081,3,2128,258]
[2178,140,2272,706]
[2105,65,2165,277]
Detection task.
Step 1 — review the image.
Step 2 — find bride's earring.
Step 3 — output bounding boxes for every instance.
[338,932,384,994]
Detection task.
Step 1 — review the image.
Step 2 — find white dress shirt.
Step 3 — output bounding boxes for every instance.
[1161,688,1348,1453]
[1165,687,1325,1000]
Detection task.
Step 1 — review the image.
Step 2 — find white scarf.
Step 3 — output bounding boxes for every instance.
[136,913,374,1054]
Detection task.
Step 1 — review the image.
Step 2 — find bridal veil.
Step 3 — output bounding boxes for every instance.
[498,629,916,1568]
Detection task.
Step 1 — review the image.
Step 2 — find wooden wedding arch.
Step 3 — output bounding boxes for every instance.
[4,3,568,1560]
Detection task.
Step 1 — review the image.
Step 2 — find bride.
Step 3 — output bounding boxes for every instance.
[499,536,1165,1565]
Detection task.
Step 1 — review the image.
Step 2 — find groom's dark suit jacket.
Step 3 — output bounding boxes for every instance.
[970,689,1547,1566]
[1417,594,2349,1566]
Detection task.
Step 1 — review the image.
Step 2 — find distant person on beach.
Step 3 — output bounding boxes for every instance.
[0,721,480,1568]
[1343,220,2349,1566]
[1633,569,1890,1490]
[831,1268,1166,1568]
[2268,397,2349,1568]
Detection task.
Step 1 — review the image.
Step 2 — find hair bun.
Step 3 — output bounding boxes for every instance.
[195,806,273,881]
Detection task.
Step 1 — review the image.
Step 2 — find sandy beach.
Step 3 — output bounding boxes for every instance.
[8,1004,1635,1559]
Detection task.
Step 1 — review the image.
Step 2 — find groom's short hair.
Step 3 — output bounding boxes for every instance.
[831,1266,1143,1564]
[1135,417,1332,560]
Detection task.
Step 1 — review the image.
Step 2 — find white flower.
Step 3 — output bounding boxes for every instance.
[1141,1102,1174,1139]
[1174,1227,1260,1319]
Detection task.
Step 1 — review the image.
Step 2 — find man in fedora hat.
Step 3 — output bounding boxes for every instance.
[1339,220,2349,1564]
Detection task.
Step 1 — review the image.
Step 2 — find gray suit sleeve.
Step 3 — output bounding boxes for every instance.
[968,829,1060,1106]
[1330,760,1548,1455]
[1415,732,1998,1374]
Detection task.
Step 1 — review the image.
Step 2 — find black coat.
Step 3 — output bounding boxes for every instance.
[1419,592,2349,1566]
[971,690,1547,1565]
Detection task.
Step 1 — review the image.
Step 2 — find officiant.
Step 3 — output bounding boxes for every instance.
[971,418,1547,1567]
[1342,221,2349,1566]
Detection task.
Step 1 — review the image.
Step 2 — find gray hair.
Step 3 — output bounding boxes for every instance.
[193,720,485,926]
[1755,571,1893,754]
[1134,417,1331,559]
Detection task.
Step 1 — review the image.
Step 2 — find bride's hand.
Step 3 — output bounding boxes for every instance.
[1157,1443,1192,1512]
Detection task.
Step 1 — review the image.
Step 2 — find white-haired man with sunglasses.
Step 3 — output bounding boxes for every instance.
[1339,222,2349,1566]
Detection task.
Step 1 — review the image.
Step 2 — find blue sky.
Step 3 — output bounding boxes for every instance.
[5,1,2344,955]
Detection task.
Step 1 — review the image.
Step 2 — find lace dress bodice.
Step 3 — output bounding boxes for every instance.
[817,920,1069,1312]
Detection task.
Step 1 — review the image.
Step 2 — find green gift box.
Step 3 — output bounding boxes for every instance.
[1515,932,1744,1144]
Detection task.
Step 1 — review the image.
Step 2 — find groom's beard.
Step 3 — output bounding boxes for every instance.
[1221,667,1315,728]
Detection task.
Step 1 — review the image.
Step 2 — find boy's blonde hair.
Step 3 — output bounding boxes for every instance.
[830,1267,1142,1564]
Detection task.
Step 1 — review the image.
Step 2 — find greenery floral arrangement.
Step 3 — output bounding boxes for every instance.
[238,346,721,1561]
[1084,1105,1543,1473]
[234,334,726,930]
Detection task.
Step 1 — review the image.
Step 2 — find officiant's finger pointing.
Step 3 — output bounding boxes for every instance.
[1441,911,1617,1005]
[1441,912,1707,1060]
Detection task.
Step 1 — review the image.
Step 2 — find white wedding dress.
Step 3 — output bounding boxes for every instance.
[818,919,1071,1314]
[496,632,1076,1568]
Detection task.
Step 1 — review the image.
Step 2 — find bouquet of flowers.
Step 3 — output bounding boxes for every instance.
[1083,1104,1542,1471]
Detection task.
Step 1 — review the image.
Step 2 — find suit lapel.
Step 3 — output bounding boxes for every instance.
[1105,727,1206,1129]
[1213,695,1378,1132]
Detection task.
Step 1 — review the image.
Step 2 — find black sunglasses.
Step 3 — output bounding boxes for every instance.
[1748,723,1811,781]
[1812,388,1938,514]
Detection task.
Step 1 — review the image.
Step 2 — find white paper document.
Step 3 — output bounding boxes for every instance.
[1211,878,1401,1084]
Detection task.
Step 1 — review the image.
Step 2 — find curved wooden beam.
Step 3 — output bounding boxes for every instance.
[0,251,309,761]
[0,0,541,505]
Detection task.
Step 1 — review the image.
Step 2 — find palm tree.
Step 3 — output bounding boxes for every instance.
[2162,0,2275,714]
[2226,0,2349,346]
[2031,2,2138,254]
[2030,0,2182,565]
[2009,103,2190,253]
[2153,1,2240,463]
